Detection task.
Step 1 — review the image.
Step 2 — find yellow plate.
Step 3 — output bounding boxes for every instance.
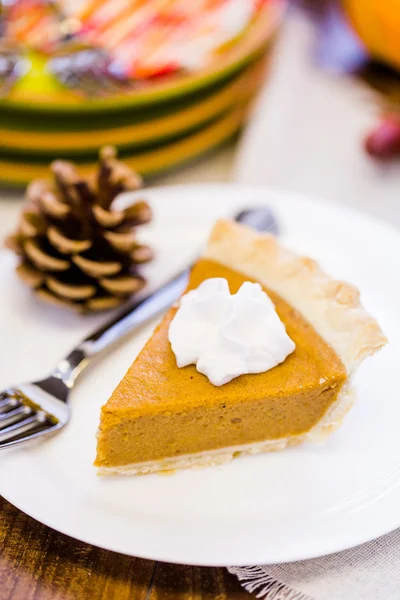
[0,103,251,186]
[0,57,267,154]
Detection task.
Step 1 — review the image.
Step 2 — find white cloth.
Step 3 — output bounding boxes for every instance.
[230,11,400,600]
[228,529,400,600]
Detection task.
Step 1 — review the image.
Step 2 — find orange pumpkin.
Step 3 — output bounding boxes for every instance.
[342,0,400,71]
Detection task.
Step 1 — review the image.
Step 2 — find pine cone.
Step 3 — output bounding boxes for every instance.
[5,147,153,312]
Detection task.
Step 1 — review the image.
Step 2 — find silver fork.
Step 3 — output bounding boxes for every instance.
[0,207,278,449]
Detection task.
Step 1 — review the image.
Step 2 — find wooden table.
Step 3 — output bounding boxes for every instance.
[0,497,251,600]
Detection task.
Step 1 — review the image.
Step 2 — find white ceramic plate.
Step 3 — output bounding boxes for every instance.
[0,184,398,567]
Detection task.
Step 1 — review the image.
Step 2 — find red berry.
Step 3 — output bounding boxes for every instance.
[365,115,400,160]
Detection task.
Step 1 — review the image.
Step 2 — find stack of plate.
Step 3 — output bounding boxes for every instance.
[0,0,286,186]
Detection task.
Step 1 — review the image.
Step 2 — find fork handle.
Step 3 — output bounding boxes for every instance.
[55,268,189,386]
[82,267,189,352]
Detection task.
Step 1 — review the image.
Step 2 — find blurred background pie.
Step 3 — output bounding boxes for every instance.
[0,0,286,185]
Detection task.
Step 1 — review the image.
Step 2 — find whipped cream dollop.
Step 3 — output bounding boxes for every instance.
[168,278,296,386]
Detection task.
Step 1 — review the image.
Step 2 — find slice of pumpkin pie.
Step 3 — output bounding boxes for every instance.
[95,220,387,475]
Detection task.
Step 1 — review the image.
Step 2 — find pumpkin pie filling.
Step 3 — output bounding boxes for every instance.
[95,259,347,470]
[95,220,386,475]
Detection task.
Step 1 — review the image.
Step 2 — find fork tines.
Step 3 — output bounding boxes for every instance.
[0,389,58,447]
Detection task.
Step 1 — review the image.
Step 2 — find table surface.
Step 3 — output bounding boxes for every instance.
[0,497,251,600]
[0,147,251,600]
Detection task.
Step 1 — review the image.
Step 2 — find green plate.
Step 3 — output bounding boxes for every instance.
[0,57,265,156]
[0,102,250,186]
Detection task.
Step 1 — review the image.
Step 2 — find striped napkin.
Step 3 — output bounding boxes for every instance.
[229,10,400,599]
